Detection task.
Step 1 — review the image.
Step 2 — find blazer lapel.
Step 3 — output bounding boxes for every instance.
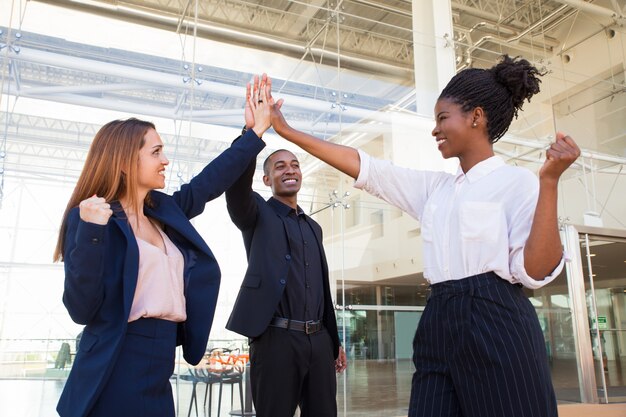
[144,204,208,292]
[268,201,294,252]
[110,203,140,319]
[145,202,212,257]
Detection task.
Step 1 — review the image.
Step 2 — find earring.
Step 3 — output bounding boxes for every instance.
[472,122,477,127]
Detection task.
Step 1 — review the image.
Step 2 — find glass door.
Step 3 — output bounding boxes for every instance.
[530,269,582,403]
[334,304,423,417]
[580,232,626,403]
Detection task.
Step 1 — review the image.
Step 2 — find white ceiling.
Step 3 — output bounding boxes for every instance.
[0,0,624,192]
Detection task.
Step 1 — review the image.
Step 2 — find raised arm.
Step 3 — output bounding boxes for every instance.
[270,104,361,180]
[172,75,270,218]
[524,133,580,279]
[225,150,259,232]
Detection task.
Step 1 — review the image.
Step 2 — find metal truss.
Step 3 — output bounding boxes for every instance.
[453,0,569,27]
[35,0,625,78]
[1,0,623,195]
[0,112,231,185]
[35,0,416,72]
[144,0,414,67]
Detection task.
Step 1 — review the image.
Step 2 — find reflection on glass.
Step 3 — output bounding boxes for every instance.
[582,236,626,403]
[527,270,582,403]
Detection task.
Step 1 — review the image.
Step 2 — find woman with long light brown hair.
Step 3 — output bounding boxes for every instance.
[55,75,271,417]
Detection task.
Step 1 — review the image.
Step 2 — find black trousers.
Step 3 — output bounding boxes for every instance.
[249,326,337,417]
[408,272,557,417]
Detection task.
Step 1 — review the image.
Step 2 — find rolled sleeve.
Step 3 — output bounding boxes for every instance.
[512,251,566,290]
[353,149,371,189]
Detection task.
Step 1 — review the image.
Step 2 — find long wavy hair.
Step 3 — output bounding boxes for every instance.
[53,118,156,262]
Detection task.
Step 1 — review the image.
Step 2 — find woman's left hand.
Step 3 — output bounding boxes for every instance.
[244,76,258,131]
[246,74,271,138]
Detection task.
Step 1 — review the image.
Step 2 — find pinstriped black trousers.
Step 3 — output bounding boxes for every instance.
[408,272,557,417]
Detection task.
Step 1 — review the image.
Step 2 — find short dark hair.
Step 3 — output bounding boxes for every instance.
[438,55,546,143]
[263,149,298,175]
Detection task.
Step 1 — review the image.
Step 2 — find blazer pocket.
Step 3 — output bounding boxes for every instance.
[78,329,98,353]
[241,273,261,289]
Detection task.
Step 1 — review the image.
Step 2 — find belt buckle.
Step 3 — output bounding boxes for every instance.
[305,320,314,334]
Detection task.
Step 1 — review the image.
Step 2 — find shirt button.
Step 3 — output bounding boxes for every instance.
[285,254,291,260]
[91,238,99,244]
[305,262,309,267]
[279,279,286,285]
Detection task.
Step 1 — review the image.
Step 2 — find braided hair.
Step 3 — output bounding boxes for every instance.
[438,55,546,143]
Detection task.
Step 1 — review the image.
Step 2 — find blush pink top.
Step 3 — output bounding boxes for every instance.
[128,227,186,323]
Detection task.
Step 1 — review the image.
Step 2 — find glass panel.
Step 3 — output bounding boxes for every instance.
[316,193,428,416]
[336,308,419,416]
[582,236,626,403]
[530,269,582,403]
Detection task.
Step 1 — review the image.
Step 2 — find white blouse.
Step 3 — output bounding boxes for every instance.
[354,150,563,289]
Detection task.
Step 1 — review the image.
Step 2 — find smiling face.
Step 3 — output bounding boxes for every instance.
[137,128,169,193]
[263,150,301,204]
[432,98,475,160]
[432,98,495,172]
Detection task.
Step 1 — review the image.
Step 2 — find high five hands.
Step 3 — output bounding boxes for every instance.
[245,73,283,138]
[539,132,581,182]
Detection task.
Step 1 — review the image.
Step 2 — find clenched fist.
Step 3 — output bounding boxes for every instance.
[539,132,581,182]
[79,195,112,225]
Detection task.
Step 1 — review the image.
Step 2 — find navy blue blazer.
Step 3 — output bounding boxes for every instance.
[57,131,265,417]
[225,158,340,358]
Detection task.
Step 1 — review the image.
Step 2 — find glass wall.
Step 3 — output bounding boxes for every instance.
[581,232,626,403]
[530,267,582,403]
[0,1,625,416]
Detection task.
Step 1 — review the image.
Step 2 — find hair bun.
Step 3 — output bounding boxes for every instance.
[491,55,545,110]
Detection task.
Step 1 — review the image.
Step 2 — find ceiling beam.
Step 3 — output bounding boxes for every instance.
[31,0,413,78]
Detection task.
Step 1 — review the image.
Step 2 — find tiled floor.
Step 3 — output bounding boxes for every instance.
[337,359,412,416]
[1,358,624,417]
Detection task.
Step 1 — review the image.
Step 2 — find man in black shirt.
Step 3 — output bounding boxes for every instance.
[226,145,347,417]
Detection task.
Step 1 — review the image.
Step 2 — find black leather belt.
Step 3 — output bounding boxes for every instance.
[269,317,323,335]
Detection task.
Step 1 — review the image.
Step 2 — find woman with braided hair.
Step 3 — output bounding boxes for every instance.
[268,55,580,417]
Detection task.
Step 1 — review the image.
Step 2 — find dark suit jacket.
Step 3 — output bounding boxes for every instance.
[225,157,340,358]
[57,131,265,417]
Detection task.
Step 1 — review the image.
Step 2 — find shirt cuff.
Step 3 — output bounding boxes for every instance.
[353,149,371,189]
[514,252,567,290]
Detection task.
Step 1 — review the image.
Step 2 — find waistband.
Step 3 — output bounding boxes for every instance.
[429,271,512,297]
[127,317,178,338]
[269,317,323,334]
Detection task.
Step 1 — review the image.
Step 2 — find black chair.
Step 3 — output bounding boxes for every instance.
[179,368,202,417]
[216,367,244,417]
[194,367,221,416]
[205,347,245,416]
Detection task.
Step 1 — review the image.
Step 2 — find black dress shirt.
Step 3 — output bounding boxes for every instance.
[268,198,324,322]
